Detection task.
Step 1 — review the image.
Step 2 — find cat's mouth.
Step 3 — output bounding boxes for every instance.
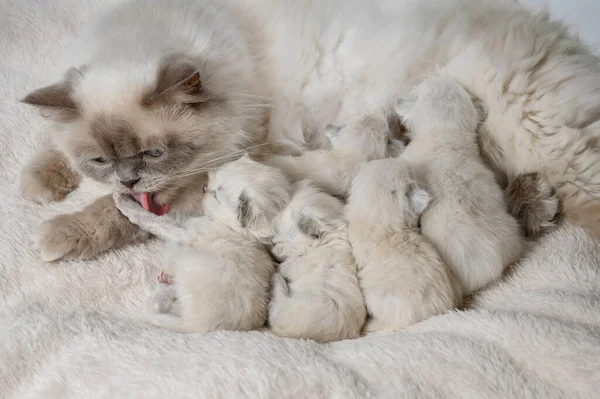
[130,192,169,216]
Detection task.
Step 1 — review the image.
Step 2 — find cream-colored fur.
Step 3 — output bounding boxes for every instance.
[397,77,523,295]
[268,181,366,343]
[265,113,403,197]
[21,0,600,260]
[346,158,461,332]
[114,155,291,333]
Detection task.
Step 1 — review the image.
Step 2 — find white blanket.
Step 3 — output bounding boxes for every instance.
[1,1,599,398]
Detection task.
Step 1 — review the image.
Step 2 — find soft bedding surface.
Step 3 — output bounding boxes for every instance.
[1,1,599,398]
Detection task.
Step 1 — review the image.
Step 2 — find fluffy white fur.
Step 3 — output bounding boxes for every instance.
[114,155,292,333]
[265,113,403,197]
[346,158,462,332]
[397,76,523,295]
[268,181,367,343]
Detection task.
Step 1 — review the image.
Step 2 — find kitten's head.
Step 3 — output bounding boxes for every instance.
[271,180,346,261]
[346,158,430,231]
[395,76,485,135]
[22,51,268,214]
[324,114,403,160]
[202,154,292,239]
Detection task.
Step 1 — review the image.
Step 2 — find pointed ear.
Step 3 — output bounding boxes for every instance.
[395,91,419,120]
[472,98,488,124]
[21,68,82,122]
[237,191,254,228]
[407,186,430,215]
[324,124,343,145]
[297,215,324,239]
[146,54,207,105]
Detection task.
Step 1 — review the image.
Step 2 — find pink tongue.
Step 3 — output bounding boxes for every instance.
[138,192,169,216]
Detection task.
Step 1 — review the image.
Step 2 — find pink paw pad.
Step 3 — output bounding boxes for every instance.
[157,272,173,285]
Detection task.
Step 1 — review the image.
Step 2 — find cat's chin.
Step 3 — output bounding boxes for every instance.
[129,192,169,216]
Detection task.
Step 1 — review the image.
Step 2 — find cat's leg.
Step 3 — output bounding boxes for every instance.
[32,194,149,262]
[20,147,81,203]
[113,194,191,244]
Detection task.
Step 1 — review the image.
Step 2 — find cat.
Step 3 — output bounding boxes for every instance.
[265,112,404,197]
[346,157,461,332]
[21,0,598,261]
[268,180,366,343]
[114,154,291,333]
[396,76,523,295]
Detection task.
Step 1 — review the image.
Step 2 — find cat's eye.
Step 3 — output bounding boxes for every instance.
[91,157,108,164]
[310,233,321,240]
[144,149,164,158]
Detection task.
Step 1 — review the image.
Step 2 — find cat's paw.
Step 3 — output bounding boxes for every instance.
[270,273,290,297]
[20,149,81,203]
[113,193,147,226]
[32,214,94,262]
[505,172,562,237]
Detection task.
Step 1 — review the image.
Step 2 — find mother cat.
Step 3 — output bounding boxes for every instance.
[21,0,600,261]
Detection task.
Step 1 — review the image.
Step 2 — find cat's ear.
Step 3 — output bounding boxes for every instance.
[395,91,419,121]
[147,54,208,105]
[297,215,325,240]
[237,191,254,228]
[324,124,343,145]
[472,98,488,124]
[406,185,430,215]
[21,68,82,122]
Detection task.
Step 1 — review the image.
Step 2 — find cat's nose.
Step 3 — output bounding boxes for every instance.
[120,178,140,189]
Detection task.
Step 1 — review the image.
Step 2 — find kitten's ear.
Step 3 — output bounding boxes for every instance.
[297,215,324,239]
[472,98,488,124]
[324,124,343,145]
[407,186,430,215]
[21,68,82,122]
[148,54,207,105]
[237,191,254,228]
[395,91,419,120]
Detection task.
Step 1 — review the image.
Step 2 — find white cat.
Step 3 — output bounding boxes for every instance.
[114,155,291,333]
[268,181,367,343]
[396,76,523,295]
[346,158,461,332]
[265,113,403,197]
[22,0,595,261]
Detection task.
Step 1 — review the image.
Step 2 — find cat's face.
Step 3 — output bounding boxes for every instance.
[22,54,268,211]
[271,181,345,260]
[202,155,292,238]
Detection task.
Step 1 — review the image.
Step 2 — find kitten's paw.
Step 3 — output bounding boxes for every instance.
[32,214,94,262]
[157,272,173,285]
[20,149,81,203]
[505,172,562,237]
[113,193,147,225]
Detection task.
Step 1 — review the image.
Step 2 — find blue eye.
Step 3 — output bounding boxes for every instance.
[145,149,164,158]
[91,157,108,164]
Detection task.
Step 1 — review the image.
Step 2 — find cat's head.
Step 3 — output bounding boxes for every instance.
[395,76,485,134]
[202,154,292,239]
[325,115,404,160]
[346,158,430,230]
[271,180,346,261]
[21,52,268,213]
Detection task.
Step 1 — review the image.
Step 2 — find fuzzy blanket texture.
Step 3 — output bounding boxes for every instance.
[1,1,600,398]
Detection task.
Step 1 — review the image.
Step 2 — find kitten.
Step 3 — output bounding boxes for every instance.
[396,76,523,296]
[114,155,291,333]
[268,181,366,343]
[346,158,461,332]
[265,112,404,197]
[22,0,590,262]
